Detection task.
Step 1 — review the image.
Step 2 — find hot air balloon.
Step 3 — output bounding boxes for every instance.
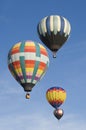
[53,108,64,120]
[46,87,66,120]
[46,87,67,109]
[37,15,71,58]
[8,40,49,99]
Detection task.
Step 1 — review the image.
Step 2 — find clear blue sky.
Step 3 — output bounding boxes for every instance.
[0,0,86,130]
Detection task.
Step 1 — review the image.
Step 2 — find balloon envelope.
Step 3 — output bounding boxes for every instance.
[53,108,64,120]
[46,87,66,109]
[37,15,71,58]
[8,40,49,92]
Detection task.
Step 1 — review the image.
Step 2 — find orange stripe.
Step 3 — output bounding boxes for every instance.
[38,62,46,69]
[12,46,20,50]
[25,64,34,68]
[39,62,46,66]
[40,48,48,56]
[12,61,21,68]
[25,60,35,68]
[38,65,45,70]
[25,45,35,47]
[24,48,36,52]
[11,48,20,54]
[24,46,36,52]
[25,60,35,64]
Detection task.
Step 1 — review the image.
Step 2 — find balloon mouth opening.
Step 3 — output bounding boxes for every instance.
[21,83,34,92]
[24,87,32,92]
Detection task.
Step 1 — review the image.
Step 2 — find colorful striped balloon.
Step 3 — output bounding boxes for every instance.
[46,87,66,109]
[37,15,71,58]
[8,40,49,93]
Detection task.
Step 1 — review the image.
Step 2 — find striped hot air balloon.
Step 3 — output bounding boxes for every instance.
[46,87,66,109]
[37,15,71,58]
[8,40,49,99]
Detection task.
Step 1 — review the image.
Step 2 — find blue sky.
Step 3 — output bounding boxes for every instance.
[0,0,86,130]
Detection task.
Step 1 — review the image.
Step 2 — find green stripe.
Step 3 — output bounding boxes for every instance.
[20,41,25,52]
[19,42,27,83]
[35,42,40,57]
[20,57,27,82]
[31,42,40,82]
[31,61,40,83]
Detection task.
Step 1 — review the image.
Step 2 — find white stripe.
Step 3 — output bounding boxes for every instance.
[63,17,68,34]
[40,17,47,36]
[50,16,54,32]
[67,20,71,35]
[27,79,32,82]
[40,19,45,36]
[9,52,49,64]
[43,17,47,34]
[63,17,71,37]
[57,16,61,32]
[32,80,37,84]
[53,16,58,35]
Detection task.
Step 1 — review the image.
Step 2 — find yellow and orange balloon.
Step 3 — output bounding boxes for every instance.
[46,87,66,109]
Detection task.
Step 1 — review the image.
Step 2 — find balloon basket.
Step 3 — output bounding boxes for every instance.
[26,93,30,99]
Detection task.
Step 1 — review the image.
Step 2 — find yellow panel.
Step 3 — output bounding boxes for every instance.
[36,69,43,75]
[25,41,35,46]
[13,42,21,48]
[26,68,34,72]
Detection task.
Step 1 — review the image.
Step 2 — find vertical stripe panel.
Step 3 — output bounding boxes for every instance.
[31,43,40,83]
[40,17,47,36]
[46,16,51,35]
[31,61,40,83]
[53,16,58,35]
[35,42,40,57]
[20,41,25,52]
[60,16,65,35]
[40,19,46,37]
[41,20,45,36]
[50,16,54,32]
[20,56,26,83]
[19,42,26,83]
[64,17,71,36]
[38,23,42,35]
[57,16,61,32]
[43,17,47,33]
[63,17,68,34]
[67,20,71,35]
